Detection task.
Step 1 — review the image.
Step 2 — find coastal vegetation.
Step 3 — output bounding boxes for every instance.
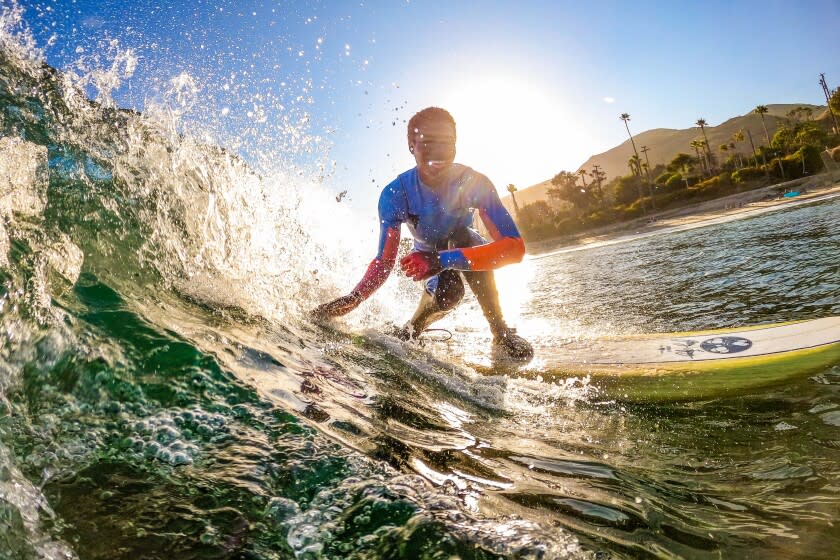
[513,86,840,243]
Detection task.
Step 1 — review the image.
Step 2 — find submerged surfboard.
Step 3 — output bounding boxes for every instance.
[531,316,840,401]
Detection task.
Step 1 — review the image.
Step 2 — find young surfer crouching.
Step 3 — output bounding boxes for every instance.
[312,107,533,360]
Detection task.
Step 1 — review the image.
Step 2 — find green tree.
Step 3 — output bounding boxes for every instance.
[786,106,813,122]
[545,185,564,208]
[517,200,555,238]
[771,125,795,150]
[829,87,840,116]
[665,173,687,189]
[770,121,826,152]
[794,121,826,147]
[667,152,696,174]
[549,170,590,209]
[689,140,706,175]
[613,175,642,205]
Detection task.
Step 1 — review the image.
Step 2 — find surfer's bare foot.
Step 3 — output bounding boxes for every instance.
[493,327,534,361]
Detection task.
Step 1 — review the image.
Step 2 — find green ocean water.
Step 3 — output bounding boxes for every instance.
[2,10,840,560]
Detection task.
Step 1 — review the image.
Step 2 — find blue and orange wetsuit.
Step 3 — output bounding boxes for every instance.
[351,164,525,331]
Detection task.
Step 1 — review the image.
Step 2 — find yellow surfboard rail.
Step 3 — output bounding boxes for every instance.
[526,317,840,401]
[583,341,840,401]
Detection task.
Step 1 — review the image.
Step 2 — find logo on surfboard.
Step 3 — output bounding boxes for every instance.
[661,336,753,358]
[700,336,753,354]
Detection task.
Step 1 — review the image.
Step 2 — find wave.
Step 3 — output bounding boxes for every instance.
[0,6,590,558]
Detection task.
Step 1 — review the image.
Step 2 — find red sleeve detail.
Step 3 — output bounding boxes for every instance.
[448,208,525,271]
[352,226,400,299]
[458,236,525,271]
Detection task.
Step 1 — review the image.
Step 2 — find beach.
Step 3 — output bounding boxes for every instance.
[527,170,840,255]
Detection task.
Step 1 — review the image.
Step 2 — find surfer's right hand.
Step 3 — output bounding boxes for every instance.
[311,292,363,320]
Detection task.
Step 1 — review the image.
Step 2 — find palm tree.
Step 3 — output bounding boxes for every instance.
[620,113,641,161]
[620,113,646,213]
[545,185,564,209]
[577,169,588,189]
[732,129,746,168]
[718,143,729,169]
[696,118,714,173]
[640,145,655,208]
[754,105,771,145]
[590,165,606,200]
[698,140,712,175]
[627,155,642,177]
[754,105,786,178]
[506,184,520,217]
[626,155,646,204]
[689,140,706,175]
[744,128,760,168]
[728,141,742,168]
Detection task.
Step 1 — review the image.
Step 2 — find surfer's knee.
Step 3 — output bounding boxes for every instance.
[434,270,464,311]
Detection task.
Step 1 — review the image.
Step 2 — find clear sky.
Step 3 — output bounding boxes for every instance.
[15,0,840,209]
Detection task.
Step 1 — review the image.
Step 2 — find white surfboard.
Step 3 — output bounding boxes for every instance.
[528,317,840,401]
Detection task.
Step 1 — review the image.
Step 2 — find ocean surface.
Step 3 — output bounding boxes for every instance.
[2,9,840,560]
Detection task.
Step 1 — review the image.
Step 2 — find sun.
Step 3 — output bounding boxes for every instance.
[441,76,575,191]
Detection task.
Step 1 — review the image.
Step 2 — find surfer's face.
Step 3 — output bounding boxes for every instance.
[409,119,456,187]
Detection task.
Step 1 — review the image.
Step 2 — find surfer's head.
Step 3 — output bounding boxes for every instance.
[408,107,456,186]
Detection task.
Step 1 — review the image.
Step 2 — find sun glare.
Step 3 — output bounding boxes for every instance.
[441,76,578,190]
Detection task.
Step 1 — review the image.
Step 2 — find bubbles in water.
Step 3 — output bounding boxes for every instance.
[820,411,840,427]
[0,137,48,217]
[0,444,77,559]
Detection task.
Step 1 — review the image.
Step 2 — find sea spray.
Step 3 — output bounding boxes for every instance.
[0,4,602,558]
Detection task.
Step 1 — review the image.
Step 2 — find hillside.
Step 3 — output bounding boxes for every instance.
[506,103,827,208]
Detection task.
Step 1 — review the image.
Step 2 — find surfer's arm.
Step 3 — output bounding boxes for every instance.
[311,222,400,319]
[350,222,401,299]
[350,180,407,299]
[312,182,405,319]
[438,183,525,271]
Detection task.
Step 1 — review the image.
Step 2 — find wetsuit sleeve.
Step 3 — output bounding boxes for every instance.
[438,177,525,271]
[351,181,404,299]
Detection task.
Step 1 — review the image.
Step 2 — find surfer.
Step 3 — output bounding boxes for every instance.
[312,107,534,360]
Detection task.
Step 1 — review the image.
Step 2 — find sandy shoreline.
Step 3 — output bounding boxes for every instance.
[527,170,840,256]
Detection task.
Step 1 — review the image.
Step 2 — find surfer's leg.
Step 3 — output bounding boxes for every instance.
[464,270,534,361]
[399,270,464,339]
[462,270,506,335]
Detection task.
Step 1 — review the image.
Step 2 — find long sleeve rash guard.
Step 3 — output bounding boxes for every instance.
[351,164,525,300]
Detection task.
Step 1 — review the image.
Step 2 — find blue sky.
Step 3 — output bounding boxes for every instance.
[17,0,840,208]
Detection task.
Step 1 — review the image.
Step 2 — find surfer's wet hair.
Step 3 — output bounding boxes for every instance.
[408,107,456,139]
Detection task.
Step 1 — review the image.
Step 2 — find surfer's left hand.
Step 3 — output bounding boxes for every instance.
[400,251,441,281]
[311,292,363,320]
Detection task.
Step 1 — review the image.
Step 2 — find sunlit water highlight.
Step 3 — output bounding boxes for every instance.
[2,5,840,559]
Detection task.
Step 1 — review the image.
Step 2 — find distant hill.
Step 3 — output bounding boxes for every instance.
[505,104,827,208]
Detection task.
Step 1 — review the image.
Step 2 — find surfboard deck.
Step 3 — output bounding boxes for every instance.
[504,317,840,401]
